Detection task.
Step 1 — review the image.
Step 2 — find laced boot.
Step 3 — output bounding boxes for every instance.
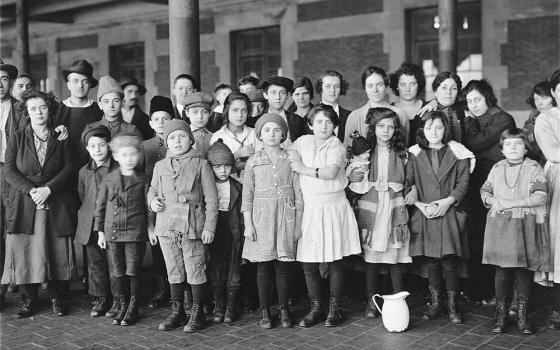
[16,297,35,318]
[422,286,443,320]
[365,294,379,319]
[223,288,238,323]
[299,296,325,327]
[120,295,139,326]
[548,310,560,329]
[492,298,508,333]
[212,290,225,323]
[159,300,187,331]
[447,291,462,324]
[508,290,518,317]
[105,298,120,318]
[324,296,343,327]
[112,295,129,325]
[258,305,272,329]
[91,296,111,317]
[279,305,292,328]
[51,298,66,316]
[183,303,205,332]
[148,276,170,309]
[517,296,533,335]
[184,287,193,320]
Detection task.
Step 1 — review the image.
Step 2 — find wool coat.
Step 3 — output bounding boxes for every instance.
[5,125,76,236]
[220,177,244,243]
[3,97,28,143]
[336,106,351,144]
[129,106,153,140]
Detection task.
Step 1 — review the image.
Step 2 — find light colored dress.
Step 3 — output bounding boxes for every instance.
[291,135,361,262]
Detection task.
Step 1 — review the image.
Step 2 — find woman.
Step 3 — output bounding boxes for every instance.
[523,81,555,165]
[288,77,314,119]
[389,62,427,145]
[2,90,77,318]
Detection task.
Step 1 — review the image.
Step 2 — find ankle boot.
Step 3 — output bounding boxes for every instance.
[105,298,120,318]
[258,305,272,329]
[279,305,292,328]
[447,291,462,324]
[299,296,325,327]
[365,294,379,319]
[223,288,238,323]
[183,303,205,332]
[112,295,129,325]
[184,287,193,320]
[91,296,111,317]
[120,295,139,326]
[548,310,560,329]
[508,290,518,317]
[148,276,170,309]
[159,300,187,331]
[517,296,533,335]
[423,286,443,320]
[324,296,343,327]
[16,297,35,318]
[51,298,66,316]
[492,298,508,333]
[212,290,226,323]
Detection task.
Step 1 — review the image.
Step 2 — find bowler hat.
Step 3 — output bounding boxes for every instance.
[259,76,294,93]
[120,76,147,95]
[62,59,98,88]
[0,59,18,80]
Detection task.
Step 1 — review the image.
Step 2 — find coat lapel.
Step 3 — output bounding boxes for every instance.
[417,150,438,183]
[42,131,57,167]
[228,179,241,212]
[23,127,40,166]
[436,147,457,181]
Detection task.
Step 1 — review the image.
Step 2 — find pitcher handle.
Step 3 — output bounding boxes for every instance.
[372,294,383,315]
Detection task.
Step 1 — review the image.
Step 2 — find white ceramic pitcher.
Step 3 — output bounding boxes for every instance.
[372,291,410,332]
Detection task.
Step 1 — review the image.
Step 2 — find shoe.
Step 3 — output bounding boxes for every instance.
[223,289,238,323]
[0,294,5,311]
[212,299,225,323]
[159,300,187,331]
[299,296,325,327]
[482,296,497,306]
[105,298,120,318]
[148,276,170,309]
[492,298,508,333]
[91,297,111,317]
[517,296,533,335]
[324,296,343,327]
[364,295,379,319]
[7,284,18,293]
[16,297,35,318]
[184,287,193,320]
[51,298,66,316]
[183,304,205,333]
[447,291,462,324]
[422,286,443,320]
[120,295,139,326]
[547,310,560,329]
[509,291,518,317]
[258,305,272,329]
[112,296,129,325]
[279,305,292,328]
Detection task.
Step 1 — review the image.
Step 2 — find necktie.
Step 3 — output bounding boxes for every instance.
[431,149,439,174]
[182,106,188,121]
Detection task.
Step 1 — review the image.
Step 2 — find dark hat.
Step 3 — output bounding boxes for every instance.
[163,119,194,147]
[62,59,98,88]
[259,76,294,93]
[207,139,235,167]
[81,124,111,145]
[184,92,213,110]
[0,59,18,80]
[351,136,370,156]
[254,113,288,143]
[149,95,174,117]
[120,76,147,95]
[246,89,266,103]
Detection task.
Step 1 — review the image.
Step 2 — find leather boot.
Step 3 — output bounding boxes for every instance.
[212,289,225,323]
[112,295,129,325]
[120,295,139,326]
[422,286,443,320]
[105,298,120,318]
[184,287,193,320]
[223,288,238,323]
[279,305,292,328]
[324,296,343,327]
[517,296,533,335]
[148,276,170,309]
[51,298,66,316]
[91,296,111,317]
[365,294,379,319]
[492,298,508,333]
[548,310,560,329]
[16,297,35,318]
[447,291,462,324]
[158,300,187,331]
[183,303,205,332]
[508,290,518,317]
[258,305,272,329]
[299,296,325,327]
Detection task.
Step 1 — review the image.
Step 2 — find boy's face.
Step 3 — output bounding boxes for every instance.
[212,164,232,182]
[251,102,265,117]
[187,106,210,129]
[502,137,526,162]
[149,111,172,136]
[86,136,110,163]
[167,130,192,156]
[113,146,140,172]
[263,84,288,111]
[100,92,122,119]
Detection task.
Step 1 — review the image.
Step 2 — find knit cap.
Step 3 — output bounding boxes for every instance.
[162,119,194,147]
[351,136,370,156]
[207,139,235,167]
[254,113,288,143]
[97,75,123,101]
[149,95,174,117]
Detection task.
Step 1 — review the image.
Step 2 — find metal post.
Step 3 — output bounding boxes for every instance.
[438,0,457,73]
[169,0,200,92]
[15,0,30,73]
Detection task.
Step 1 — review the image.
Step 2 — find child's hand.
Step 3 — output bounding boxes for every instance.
[54,125,68,141]
[30,186,51,205]
[415,202,434,219]
[429,197,455,217]
[237,145,255,158]
[289,159,303,174]
[97,232,107,249]
[362,229,373,247]
[148,231,158,246]
[348,168,365,183]
[404,186,418,205]
[295,225,302,240]
[492,198,510,211]
[201,230,215,244]
[244,225,256,242]
[150,198,165,212]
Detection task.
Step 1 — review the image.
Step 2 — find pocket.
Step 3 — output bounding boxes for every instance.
[253,208,264,228]
[455,210,468,235]
[194,203,206,235]
[409,208,422,235]
[284,198,296,223]
[160,175,175,196]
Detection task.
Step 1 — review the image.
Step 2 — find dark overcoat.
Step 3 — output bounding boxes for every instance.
[130,106,153,140]
[285,110,308,142]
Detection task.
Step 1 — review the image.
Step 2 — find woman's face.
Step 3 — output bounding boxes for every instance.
[375,117,395,146]
[424,118,445,147]
[398,74,419,102]
[227,99,248,128]
[466,89,489,117]
[292,87,311,109]
[365,73,387,104]
[27,97,49,126]
[535,93,553,112]
[434,78,458,107]
[312,112,335,140]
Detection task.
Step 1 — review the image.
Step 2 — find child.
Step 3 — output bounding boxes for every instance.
[76,125,116,317]
[185,92,214,156]
[148,119,218,333]
[95,133,150,326]
[242,113,303,329]
[206,139,244,323]
[209,83,233,132]
[405,111,474,324]
[246,89,267,128]
[353,107,411,319]
[142,96,173,309]
[481,127,550,334]
[346,133,373,194]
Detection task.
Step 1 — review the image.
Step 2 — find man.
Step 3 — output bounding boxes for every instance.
[316,70,351,143]
[260,75,307,146]
[120,77,152,140]
[11,73,34,101]
[172,73,198,121]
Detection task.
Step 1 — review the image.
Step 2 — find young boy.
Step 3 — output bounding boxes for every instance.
[206,139,244,323]
[76,125,116,317]
[185,92,214,156]
[148,119,218,332]
[95,133,152,326]
[246,89,267,128]
[209,84,232,132]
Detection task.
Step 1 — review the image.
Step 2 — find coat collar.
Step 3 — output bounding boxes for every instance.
[107,168,145,191]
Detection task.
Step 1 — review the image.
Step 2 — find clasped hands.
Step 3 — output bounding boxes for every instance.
[404,187,455,218]
[29,186,51,205]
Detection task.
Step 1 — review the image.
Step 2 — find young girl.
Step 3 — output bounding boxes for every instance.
[405,111,474,324]
[242,113,303,329]
[352,107,411,319]
[481,128,550,334]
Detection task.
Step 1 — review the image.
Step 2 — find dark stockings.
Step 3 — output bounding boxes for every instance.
[256,261,290,307]
[554,284,560,312]
[365,263,404,296]
[302,259,345,298]
[495,268,532,300]
[427,256,458,291]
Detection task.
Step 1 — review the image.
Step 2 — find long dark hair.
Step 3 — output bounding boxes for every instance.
[416,111,452,150]
[17,89,58,126]
[222,91,252,125]
[365,107,407,158]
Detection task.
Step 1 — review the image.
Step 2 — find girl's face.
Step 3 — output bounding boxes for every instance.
[27,97,49,126]
[292,87,311,109]
[227,99,248,128]
[312,112,335,140]
[365,73,386,104]
[397,74,419,102]
[167,130,192,156]
[424,118,445,147]
[502,137,526,162]
[260,121,284,146]
[466,89,489,117]
[434,78,458,107]
[375,117,395,146]
[534,93,553,112]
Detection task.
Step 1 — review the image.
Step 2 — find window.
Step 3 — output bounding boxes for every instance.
[231,26,281,83]
[109,42,145,84]
[29,53,47,91]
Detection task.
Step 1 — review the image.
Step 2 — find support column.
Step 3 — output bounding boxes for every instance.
[169,0,200,92]
[438,0,457,73]
[15,0,30,73]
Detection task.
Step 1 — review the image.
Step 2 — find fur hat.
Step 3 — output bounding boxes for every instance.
[97,75,123,101]
[149,95,174,117]
[62,59,98,88]
[81,124,111,146]
[259,76,294,93]
[351,136,370,156]
[162,119,194,147]
[246,89,266,103]
[184,92,213,110]
[254,113,288,143]
[207,139,235,167]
